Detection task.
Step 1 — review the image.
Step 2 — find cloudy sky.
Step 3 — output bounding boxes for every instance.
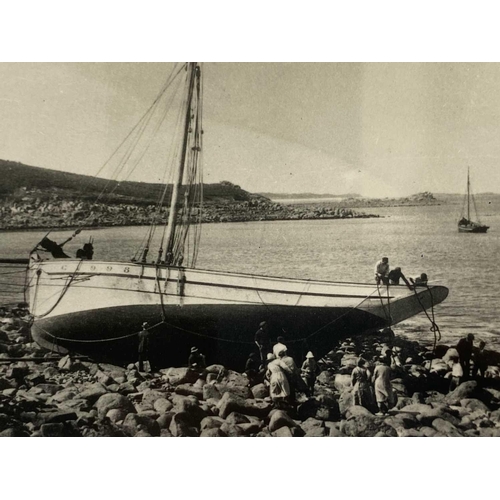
[1,62,500,197]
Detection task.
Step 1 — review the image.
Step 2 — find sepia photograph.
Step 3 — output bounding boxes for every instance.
[2,60,499,440]
[1,4,500,496]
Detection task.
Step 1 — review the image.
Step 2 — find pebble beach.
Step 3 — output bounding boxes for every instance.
[2,305,500,437]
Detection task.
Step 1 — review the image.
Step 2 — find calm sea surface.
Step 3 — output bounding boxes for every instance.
[1,200,499,351]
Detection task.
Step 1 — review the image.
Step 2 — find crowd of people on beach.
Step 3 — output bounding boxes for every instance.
[134,313,493,416]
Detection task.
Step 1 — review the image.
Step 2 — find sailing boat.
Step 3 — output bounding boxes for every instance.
[26,63,449,369]
[458,168,489,233]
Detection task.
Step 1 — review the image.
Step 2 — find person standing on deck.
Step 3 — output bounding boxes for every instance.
[375,257,390,285]
[456,334,474,380]
[137,322,153,372]
[255,321,271,365]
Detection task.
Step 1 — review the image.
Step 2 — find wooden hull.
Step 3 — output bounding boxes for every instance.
[27,259,449,369]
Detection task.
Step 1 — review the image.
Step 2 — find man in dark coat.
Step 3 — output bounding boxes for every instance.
[137,322,153,372]
[255,321,271,365]
[456,333,474,380]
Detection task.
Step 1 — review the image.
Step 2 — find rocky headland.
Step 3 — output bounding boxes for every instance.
[2,306,500,437]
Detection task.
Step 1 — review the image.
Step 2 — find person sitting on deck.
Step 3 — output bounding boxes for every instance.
[388,267,411,287]
[38,236,70,259]
[76,242,94,260]
[375,257,390,285]
[410,273,428,286]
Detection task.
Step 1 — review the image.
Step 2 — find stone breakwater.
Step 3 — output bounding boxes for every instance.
[2,309,500,437]
[0,197,378,230]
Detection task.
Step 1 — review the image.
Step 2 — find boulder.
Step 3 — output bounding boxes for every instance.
[94,370,115,386]
[272,426,294,437]
[117,382,136,395]
[175,384,204,399]
[171,394,207,425]
[50,388,78,403]
[206,364,227,376]
[268,410,298,432]
[300,417,325,434]
[169,412,199,437]
[432,418,463,437]
[156,413,174,430]
[215,382,253,400]
[35,383,63,396]
[226,412,251,425]
[106,408,128,423]
[305,427,328,437]
[162,367,198,385]
[338,390,354,417]
[122,413,161,437]
[153,398,173,414]
[340,415,397,437]
[345,405,374,419]
[333,374,352,391]
[239,422,263,436]
[216,392,271,419]
[94,393,136,418]
[220,422,246,437]
[37,410,77,425]
[251,383,268,399]
[201,427,227,437]
[78,383,108,403]
[203,384,222,401]
[40,423,66,437]
[460,398,490,413]
[445,381,488,405]
[142,389,168,407]
[200,416,225,431]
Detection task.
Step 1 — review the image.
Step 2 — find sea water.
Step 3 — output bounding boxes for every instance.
[1,200,499,351]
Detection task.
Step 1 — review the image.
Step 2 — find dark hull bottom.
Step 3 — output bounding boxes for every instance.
[32,304,386,370]
[458,226,489,233]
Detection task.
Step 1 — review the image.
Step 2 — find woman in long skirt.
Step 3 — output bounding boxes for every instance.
[266,355,291,408]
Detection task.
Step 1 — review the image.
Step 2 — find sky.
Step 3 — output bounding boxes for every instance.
[2,62,500,198]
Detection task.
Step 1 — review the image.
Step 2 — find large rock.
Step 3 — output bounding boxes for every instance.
[175,384,204,399]
[36,383,63,395]
[94,393,136,418]
[340,415,397,437]
[40,423,66,437]
[460,398,490,413]
[268,410,298,432]
[345,405,374,419]
[316,371,336,387]
[226,412,251,425]
[106,408,129,423]
[162,367,198,385]
[300,417,325,434]
[122,413,161,437]
[142,389,168,407]
[220,422,246,437]
[78,383,108,403]
[153,398,173,414]
[432,418,463,437]
[200,416,225,431]
[203,384,222,401]
[338,390,354,417]
[216,392,272,419]
[251,383,268,399]
[169,412,199,437]
[445,381,489,405]
[201,428,226,437]
[215,383,252,400]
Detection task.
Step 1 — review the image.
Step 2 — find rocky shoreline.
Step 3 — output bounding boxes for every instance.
[0,197,379,231]
[2,306,500,437]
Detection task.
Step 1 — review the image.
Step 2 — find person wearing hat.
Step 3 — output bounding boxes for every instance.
[255,321,271,364]
[188,346,206,375]
[301,351,320,396]
[137,322,154,372]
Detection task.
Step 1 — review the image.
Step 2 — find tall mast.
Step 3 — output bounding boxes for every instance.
[467,167,470,221]
[163,63,197,264]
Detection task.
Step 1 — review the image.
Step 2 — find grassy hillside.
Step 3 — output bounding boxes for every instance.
[0,160,260,205]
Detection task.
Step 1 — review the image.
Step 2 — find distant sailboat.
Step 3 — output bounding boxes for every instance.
[458,168,489,233]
